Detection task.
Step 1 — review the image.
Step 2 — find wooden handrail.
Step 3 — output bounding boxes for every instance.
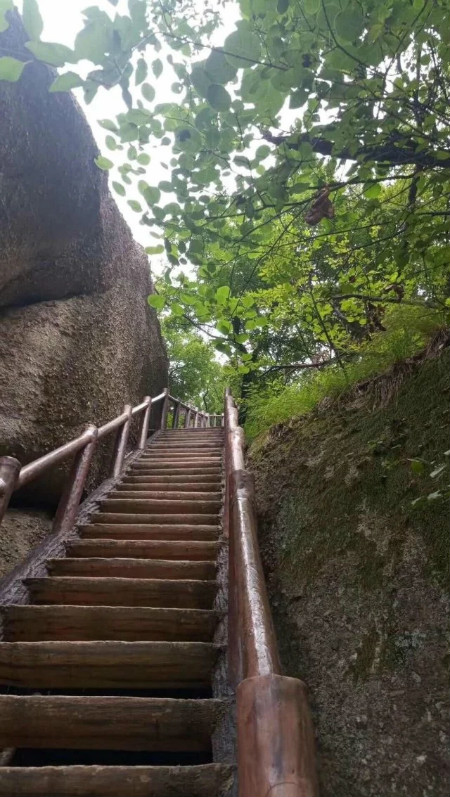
[0,389,224,534]
[224,389,318,797]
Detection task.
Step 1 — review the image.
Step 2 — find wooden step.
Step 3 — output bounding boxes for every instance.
[107,490,222,501]
[121,476,221,486]
[66,539,219,561]
[140,452,223,459]
[87,514,220,527]
[113,484,222,501]
[79,524,219,541]
[25,577,217,608]
[98,499,221,515]
[0,695,223,750]
[0,641,216,689]
[0,763,234,797]
[2,605,218,642]
[47,558,216,580]
[131,464,222,473]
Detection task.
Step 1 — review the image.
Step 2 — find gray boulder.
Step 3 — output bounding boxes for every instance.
[0,11,168,503]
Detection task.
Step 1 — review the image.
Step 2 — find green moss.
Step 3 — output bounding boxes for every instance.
[251,346,450,590]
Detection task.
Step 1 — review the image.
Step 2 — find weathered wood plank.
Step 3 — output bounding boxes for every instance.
[0,641,216,688]
[98,499,221,515]
[0,764,235,797]
[25,577,217,609]
[88,513,220,527]
[47,557,216,580]
[1,605,218,642]
[0,695,223,750]
[66,539,219,561]
[78,524,219,541]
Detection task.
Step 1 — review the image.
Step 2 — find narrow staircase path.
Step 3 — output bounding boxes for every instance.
[0,427,234,796]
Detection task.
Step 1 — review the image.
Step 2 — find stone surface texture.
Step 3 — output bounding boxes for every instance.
[0,11,167,505]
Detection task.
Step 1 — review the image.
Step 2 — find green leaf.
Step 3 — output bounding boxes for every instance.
[98,118,118,132]
[49,71,84,92]
[22,0,43,39]
[224,27,261,68]
[94,155,114,171]
[26,41,73,67]
[152,58,163,78]
[364,183,382,199]
[206,83,231,111]
[128,199,142,212]
[22,0,44,39]
[255,144,271,160]
[215,286,231,304]
[135,57,147,85]
[137,152,151,165]
[142,185,161,205]
[304,0,319,13]
[112,181,126,196]
[74,18,112,64]
[105,135,117,150]
[148,293,165,308]
[0,56,26,82]
[141,83,155,102]
[204,49,237,84]
[410,459,425,475]
[335,8,365,42]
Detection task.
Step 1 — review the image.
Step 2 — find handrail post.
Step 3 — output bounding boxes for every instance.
[138,396,152,449]
[111,404,132,478]
[173,401,180,429]
[160,388,170,430]
[194,409,199,428]
[0,456,21,527]
[185,408,192,428]
[52,425,98,536]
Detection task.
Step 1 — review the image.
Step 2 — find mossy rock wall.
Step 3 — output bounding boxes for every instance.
[249,344,449,797]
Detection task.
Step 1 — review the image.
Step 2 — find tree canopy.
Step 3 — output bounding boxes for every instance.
[1,0,449,407]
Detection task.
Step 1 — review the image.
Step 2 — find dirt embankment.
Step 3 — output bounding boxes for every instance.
[249,337,449,797]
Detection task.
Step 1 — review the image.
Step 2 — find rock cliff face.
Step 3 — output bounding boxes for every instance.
[249,340,449,797]
[0,11,168,503]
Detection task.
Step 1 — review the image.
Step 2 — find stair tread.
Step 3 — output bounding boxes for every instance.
[0,763,234,797]
[0,695,224,750]
[109,491,222,500]
[47,558,215,580]
[0,641,216,689]
[79,524,219,541]
[87,514,220,528]
[2,605,218,642]
[66,540,218,560]
[99,499,221,514]
[25,577,217,608]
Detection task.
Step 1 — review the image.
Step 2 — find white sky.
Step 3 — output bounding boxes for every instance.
[16,0,239,263]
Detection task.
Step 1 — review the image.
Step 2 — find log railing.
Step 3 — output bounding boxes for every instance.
[0,390,223,535]
[224,388,318,797]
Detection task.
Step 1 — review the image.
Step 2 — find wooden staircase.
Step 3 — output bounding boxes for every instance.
[0,427,235,796]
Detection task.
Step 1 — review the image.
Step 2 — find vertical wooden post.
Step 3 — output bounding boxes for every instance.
[160,388,170,430]
[237,674,318,797]
[173,401,180,429]
[185,408,192,428]
[52,426,98,536]
[138,396,152,449]
[194,410,199,428]
[0,456,21,528]
[111,405,132,478]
